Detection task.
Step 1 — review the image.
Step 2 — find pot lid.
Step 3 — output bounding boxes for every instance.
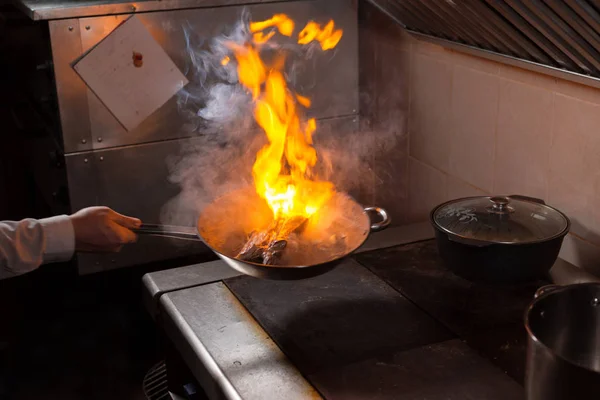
[432,196,569,244]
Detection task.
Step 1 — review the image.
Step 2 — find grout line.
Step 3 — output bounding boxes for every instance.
[553,86,600,107]
[545,91,556,202]
[492,71,502,194]
[409,156,448,180]
[446,52,455,193]
[568,231,600,248]
[410,154,491,197]
[405,37,414,220]
[446,61,456,201]
[407,39,413,160]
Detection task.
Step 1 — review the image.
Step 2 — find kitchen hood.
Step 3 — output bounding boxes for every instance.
[368,0,600,89]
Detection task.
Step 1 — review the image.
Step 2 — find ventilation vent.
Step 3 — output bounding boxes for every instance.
[368,0,600,88]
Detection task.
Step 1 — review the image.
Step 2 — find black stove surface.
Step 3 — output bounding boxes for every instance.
[354,240,546,384]
[224,239,534,399]
[224,259,453,375]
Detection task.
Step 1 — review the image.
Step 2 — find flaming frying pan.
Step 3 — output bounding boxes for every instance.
[134,186,390,280]
[133,15,376,279]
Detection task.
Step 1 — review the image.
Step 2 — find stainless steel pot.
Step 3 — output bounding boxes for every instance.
[525,283,600,399]
[135,186,390,280]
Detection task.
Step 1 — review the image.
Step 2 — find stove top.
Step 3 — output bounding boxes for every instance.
[148,226,559,400]
[354,240,544,383]
[221,240,538,399]
[224,256,454,376]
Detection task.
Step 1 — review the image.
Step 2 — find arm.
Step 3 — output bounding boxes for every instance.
[0,216,74,280]
[0,207,141,280]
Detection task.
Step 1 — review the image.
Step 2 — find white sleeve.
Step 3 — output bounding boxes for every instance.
[0,215,75,280]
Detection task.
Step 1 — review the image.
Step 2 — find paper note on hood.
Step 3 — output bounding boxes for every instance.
[73,16,188,131]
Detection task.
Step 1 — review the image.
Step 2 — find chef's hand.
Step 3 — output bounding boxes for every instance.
[69,207,142,253]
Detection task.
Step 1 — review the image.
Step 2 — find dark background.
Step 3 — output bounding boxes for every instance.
[0,4,163,399]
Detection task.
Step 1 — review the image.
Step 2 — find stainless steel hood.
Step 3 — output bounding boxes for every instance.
[368,0,600,89]
[12,0,301,20]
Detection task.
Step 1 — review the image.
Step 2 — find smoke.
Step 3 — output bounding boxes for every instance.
[161,9,406,232]
[160,12,257,227]
[313,115,402,204]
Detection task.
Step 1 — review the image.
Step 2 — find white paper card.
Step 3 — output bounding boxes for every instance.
[73,16,188,131]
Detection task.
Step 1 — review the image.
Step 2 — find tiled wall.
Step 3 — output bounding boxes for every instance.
[358,4,410,225]
[369,17,600,275]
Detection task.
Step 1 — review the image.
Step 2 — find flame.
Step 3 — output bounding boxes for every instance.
[295,94,311,108]
[228,15,343,220]
[253,31,276,44]
[298,20,343,50]
[249,14,295,37]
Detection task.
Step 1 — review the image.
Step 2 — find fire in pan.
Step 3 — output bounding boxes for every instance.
[134,14,390,279]
[135,186,389,280]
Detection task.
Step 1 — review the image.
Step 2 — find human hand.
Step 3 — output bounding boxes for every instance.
[69,207,142,253]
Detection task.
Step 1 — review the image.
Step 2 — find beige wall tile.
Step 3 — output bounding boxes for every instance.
[494,79,553,199]
[551,94,600,198]
[447,175,489,199]
[547,174,600,244]
[559,234,600,278]
[497,63,557,91]
[450,50,500,75]
[414,40,499,74]
[369,44,410,225]
[407,157,448,223]
[374,148,409,225]
[540,61,600,274]
[412,40,453,61]
[409,53,453,171]
[449,67,499,192]
[555,78,600,106]
[375,46,410,134]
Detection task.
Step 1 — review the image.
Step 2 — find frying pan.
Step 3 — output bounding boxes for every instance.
[134,186,390,280]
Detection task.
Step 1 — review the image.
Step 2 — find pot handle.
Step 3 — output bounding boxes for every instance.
[365,207,391,232]
[534,284,560,299]
[133,224,201,241]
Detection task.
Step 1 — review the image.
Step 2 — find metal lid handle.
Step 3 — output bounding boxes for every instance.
[488,196,515,215]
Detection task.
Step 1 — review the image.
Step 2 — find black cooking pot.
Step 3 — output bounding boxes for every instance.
[430,195,570,284]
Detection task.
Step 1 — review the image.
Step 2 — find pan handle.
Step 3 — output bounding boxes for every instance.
[365,207,391,232]
[133,223,201,241]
